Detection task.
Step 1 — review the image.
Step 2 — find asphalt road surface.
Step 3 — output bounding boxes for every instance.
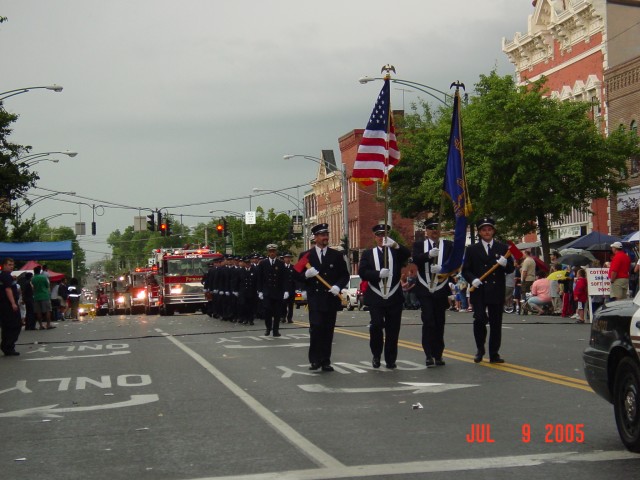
[2,307,640,479]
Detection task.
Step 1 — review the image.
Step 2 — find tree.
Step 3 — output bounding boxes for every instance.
[0,109,39,236]
[390,71,640,261]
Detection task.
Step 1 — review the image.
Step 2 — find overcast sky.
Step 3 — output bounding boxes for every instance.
[1,0,535,263]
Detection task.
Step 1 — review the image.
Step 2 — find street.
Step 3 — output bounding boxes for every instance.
[2,307,640,480]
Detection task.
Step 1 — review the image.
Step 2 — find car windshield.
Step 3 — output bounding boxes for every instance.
[165,258,210,276]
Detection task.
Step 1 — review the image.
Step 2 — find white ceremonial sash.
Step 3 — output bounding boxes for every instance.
[369,248,400,299]
[417,240,448,293]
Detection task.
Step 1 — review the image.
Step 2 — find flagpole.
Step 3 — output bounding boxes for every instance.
[381,65,395,295]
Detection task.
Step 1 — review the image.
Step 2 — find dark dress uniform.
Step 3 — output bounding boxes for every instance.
[281,255,296,323]
[412,228,453,366]
[0,269,21,356]
[256,251,286,336]
[298,226,350,370]
[359,226,411,369]
[238,263,257,325]
[462,217,514,363]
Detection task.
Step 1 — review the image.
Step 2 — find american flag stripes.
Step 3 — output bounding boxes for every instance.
[352,78,400,185]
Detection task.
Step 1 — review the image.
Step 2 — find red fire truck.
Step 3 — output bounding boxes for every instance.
[130,267,158,315]
[151,247,222,315]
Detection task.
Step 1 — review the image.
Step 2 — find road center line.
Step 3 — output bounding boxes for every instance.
[155,328,344,470]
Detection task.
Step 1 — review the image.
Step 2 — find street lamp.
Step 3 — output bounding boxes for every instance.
[283,154,349,251]
[0,85,63,103]
[38,212,77,223]
[17,150,78,161]
[18,190,77,218]
[358,76,453,106]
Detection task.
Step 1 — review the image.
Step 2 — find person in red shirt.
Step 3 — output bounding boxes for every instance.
[608,242,631,300]
[573,268,588,323]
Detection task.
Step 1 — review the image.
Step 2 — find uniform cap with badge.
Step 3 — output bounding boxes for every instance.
[475,216,496,230]
[311,223,329,235]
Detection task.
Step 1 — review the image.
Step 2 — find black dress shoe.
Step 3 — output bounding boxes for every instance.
[426,356,435,368]
[489,356,505,364]
[4,351,20,356]
[264,330,271,336]
[273,332,281,337]
[372,356,381,368]
[435,358,445,366]
[473,353,483,363]
[321,365,334,372]
[287,320,293,323]
[309,363,320,371]
[385,363,397,369]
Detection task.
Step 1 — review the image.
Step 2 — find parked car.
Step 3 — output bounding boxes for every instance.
[583,293,640,452]
[346,275,362,311]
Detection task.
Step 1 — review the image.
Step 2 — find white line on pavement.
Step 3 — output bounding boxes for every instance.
[156,328,344,470]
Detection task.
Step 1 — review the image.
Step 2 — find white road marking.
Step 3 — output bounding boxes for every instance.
[23,351,131,361]
[298,382,478,394]
[180,450,640,480]
[0,394,159,418]
[157,329,344,470]
[224,343,309,349]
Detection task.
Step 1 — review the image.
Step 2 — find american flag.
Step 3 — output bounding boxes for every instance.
[352,79,400,185]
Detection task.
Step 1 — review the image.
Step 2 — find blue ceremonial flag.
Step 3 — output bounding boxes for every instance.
[441,89,472,274]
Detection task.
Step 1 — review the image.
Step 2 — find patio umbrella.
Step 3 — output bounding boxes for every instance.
[559,248,598,262]
[586,242,615,252]
[547,270,569,280]
[556,254,593,267]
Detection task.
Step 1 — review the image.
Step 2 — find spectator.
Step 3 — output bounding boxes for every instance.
[513,260,522,314]
[17,272,36,330]
[520,249,536,296]
[58,277,69,320]
[32,266,54,329]
[609,242,631,300]
[526,272,553,315]
[573,268,588,323]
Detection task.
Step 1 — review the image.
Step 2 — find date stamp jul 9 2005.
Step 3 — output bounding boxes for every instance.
[465,423,586,444]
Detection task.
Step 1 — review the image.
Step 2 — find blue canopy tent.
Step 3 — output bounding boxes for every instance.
[561,231,622,250]
[0,241,73,260]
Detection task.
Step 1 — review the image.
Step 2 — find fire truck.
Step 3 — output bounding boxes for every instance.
[106,275,132,315]
[130,267,158,315]
[151,247,223,315]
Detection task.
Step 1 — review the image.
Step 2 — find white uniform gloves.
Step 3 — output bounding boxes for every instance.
[428,247,440,258]
[305,267,320,278]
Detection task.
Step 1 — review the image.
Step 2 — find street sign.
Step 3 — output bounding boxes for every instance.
[245,211,256,225]
[133,216,146,232]
[75,222,86,235]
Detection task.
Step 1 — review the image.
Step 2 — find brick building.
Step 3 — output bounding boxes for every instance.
[302,127,417,273]
[605,0,640,236]
[502,0,640,243]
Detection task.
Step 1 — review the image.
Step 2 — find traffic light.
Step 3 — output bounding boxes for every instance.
[216,223,224,237]
[166,219,172,237]
[91,221,97,236]
[159,222,167,237]
[157,211,162,230]
[222,217,227,237]
[146,213,155,231]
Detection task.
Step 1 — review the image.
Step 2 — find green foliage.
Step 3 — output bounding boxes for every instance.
[390,71,640,259]
[0,110,39,227]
